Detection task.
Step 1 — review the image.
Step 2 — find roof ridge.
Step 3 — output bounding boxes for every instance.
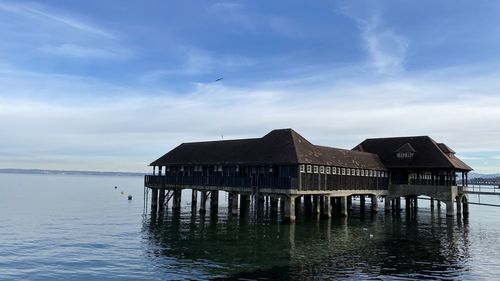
[364,135,430,141]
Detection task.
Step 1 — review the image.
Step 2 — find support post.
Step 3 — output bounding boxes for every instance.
[151,188,158,213]
[360,195,365,209]
[347,196,352,210]
[240,194,250,216]
[172,189,181,210]
[340,196,348,217]
[371,195,378,212]
[229,192,239,216]
[304,195,312,213]
[210,190,219,212]
[313,196,320,214]
[284,195,297,223]
[430,197,434,209]
[191,190,198,213]
[158,189,165,212]
[396,197,401,211]
[463,197,469,215]
[445,200,455,216]
[456,196,462,216]
[199,191,207,213]
[385,196,391,212]
[321,196,332,218]
[270,197,278,215]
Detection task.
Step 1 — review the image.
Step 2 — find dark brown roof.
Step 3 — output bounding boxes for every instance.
[354,136,472,171]
[150,129,386,169]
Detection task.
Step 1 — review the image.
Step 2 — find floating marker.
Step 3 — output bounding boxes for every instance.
[128,195,133,200]
[121,191,124,195]
[114,186,117,189]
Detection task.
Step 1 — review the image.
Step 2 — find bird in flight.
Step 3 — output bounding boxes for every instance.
[214,77,223,82]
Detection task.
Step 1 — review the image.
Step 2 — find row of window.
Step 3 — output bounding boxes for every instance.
[299,164,387,178]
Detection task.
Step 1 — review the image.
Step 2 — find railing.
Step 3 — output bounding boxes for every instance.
[407,179,456,186]
[144,175,296,189]
[299,174,389,190]
[458,185,500,194]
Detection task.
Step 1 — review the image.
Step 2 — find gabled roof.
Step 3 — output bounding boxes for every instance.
[354,136,472,171]
[395,143,416,153]
[150,129,386,169]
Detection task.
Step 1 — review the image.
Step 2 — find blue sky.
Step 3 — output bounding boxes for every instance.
[1,0,500,173]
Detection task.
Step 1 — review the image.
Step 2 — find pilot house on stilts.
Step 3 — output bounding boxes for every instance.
[144,129,472,223]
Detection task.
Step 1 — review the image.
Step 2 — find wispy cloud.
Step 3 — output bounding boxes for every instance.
[40,44,131,60]
[0,1,116,39]
[139,46,255,82]
[340,8,408,74]
[207,2,303,37]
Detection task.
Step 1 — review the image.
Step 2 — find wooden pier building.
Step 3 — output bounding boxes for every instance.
[145,129,472,222]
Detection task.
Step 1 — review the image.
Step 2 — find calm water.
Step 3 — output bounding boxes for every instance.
[1,173,500,280]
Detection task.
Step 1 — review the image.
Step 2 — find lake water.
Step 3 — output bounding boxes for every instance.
[1,173,500,280]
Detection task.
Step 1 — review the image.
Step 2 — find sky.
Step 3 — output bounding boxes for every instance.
[1,0,500,173]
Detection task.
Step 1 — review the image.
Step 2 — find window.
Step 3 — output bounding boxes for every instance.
[377,171,381,177]
[306,165,312,173]
[299,165,305,173]
[235,165,239,172]
[369,170,373,177]
[356,169,360,176]
[180,166,184,172]
[319,166,325,174]
[326,167,331,174]
[313,165,319,173]
[342,168,346,175]
[361,170,364,176]
[332,167,337,175]
[352,169,356,175]
[346,168,351,176]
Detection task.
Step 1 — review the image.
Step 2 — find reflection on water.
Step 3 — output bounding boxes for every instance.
[143,203,472,280]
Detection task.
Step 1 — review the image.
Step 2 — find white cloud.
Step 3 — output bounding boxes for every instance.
[2,63,500,172]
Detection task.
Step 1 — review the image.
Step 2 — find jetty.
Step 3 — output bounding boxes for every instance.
[144,129,472,222]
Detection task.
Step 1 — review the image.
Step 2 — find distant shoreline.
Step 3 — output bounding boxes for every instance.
[0,168,145,177]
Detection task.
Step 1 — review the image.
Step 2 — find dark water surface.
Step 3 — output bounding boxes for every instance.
[1,173,500,280]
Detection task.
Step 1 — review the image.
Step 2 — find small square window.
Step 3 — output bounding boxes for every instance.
[306,165,312,173]
[299,165,305,173]
[361,170,365,176]
[356,169,360,176]
[369,170,373,177]
[313,165,319,173]
[326,167,331,174]
[332,167,337,175]
[377,171,381,177]
[342,168,346,175]
[319,166,325,174]
[346,169,351,176]
[351,169,355,175]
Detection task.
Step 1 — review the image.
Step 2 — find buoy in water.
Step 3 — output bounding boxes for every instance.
[121,191,124,195]
[114,186,117,189]
[128,195,132,200]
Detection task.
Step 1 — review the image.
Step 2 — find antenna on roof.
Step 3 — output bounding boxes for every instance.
[221,134,224,140]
